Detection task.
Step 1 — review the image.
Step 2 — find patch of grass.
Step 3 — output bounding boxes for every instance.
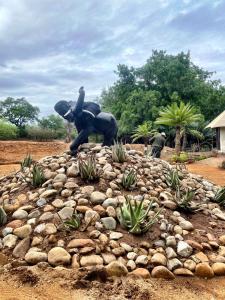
[78,154,100,181]
[118,196,161,234]
[111,142,127,163]
[121,168,137,190]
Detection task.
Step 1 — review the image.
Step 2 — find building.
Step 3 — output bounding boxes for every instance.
[206,110,225,152]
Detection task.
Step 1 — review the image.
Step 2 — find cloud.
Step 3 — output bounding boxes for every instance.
[0,0,225,115]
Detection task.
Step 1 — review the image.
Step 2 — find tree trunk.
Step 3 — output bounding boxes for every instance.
[175,126,181,154]
[182,130,187,151]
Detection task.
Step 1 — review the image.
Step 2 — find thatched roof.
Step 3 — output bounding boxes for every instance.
[206,110,225,128]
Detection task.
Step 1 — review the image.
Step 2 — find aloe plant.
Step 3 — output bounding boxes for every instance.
[214,186,225,206]
[111,142,127,163]
[21,154,33,170]
[78,154,100,181]
[0,202,7,226]
[174,187,197,213]
[165,168,181,190]
[121,169,137,190]
[118,196,161,234]
[32,165,45,187]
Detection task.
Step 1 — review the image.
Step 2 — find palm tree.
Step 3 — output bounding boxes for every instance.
[155,102,202,153]
[132,121,157,147]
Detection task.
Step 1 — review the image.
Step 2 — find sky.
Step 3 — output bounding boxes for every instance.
[0,0,225,116]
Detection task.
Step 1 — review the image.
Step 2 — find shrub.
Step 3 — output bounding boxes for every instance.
[78,154,100,181]
[111,142,127,163]
[172,152,189,163]
[121,169,137,190]
[0,119,18,140]
[26,126,57,141]
[118,196,161,234]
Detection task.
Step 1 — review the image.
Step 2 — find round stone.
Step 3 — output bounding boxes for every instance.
[48,247,71,266]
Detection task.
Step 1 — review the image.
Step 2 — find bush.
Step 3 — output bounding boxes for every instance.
[172,152,189,163]
[0,119,18,140]
[26,126,57,141]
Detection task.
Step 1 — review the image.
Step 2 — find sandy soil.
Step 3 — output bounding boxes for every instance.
[1,269,225,300]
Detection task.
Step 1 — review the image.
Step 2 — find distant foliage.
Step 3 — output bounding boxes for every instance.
[0,119,18,140]
[26,126,57,141]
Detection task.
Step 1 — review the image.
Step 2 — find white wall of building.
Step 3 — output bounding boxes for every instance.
[220,127,225,152]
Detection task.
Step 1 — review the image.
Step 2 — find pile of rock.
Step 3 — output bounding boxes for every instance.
[1,143,225,279]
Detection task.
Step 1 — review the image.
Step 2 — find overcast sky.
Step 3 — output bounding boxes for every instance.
[0,0,225,116]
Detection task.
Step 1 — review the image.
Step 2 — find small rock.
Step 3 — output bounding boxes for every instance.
[14,225,32,239]
[12,209,28,220]
[90,191,106,204]
[36,198,47,207]
[13,237,30,258]
[151,253,167,266]
[101,217,117,230]
[25,251,48,264]
[173,268,194,276]
[219,235,225,246]
[48,247,71,266]
[177,241,193,258]
[166,236,176,247]
[130,268,150,278]
[195,263,214,278]
[184,259,196,271]
[85,210,100,225]
[80,255,103,267]
[105,261,128,277]
[127,260,136,271]
[40,189,58,198]
[101,253,116,264]
[151,266,175,279]
[167,258,182,271]
[135,255,149,265]
[179,220,194,231]
[3,234,18,248]
[212,263,225,275]
[109,232,123,240]
[67,239,95,248]
[58,207,74,220]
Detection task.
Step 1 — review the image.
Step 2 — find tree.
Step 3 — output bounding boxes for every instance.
[39,114,64,131]
[0,97,39,128]
[155,102,202,153]
[131,121,157,147]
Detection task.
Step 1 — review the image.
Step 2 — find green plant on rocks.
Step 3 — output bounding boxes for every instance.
[32,164,45,187]
[174,187,197,213]
[214,186,225,207]
[165,167,181,190]
[20,154,33,170]
[118,196,161,234]
[0,201,7,226]
[121,168,137,190]
[78,154,100,181]
[111,142,127,163]
[64,210,81,230]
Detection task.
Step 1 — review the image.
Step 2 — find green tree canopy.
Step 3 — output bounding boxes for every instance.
[38,114,65,131]
[0,97,40,128]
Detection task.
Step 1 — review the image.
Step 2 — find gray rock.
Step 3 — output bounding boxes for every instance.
[2,227,13,237]
[101,217,117,230]
[90,191,106,204]
[166,236,176,247]
[102,198,118,208]
[84,210,100,225]
[34,223,46,234]
[39,212,54,222]
[36,198,47,207]
[53,174,67,183]
[101,253,116,264]
[40,189,58,198]
[177,241,193,258]
[166,247,177,259]
[167,258,183,271]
